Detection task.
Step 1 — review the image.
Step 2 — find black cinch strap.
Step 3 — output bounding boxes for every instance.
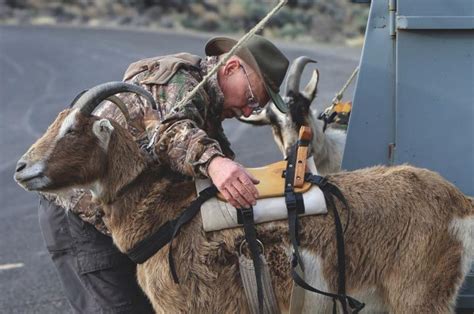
[284,142,364,314]
[303,174,363,313]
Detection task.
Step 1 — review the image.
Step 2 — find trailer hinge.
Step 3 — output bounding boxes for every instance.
[389,0,396,37]
[388,143,396,164]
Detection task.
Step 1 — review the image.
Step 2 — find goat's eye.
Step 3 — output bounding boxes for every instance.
[66,129,76,135]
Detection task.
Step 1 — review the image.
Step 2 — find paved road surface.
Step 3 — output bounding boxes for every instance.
[0,25,360,313]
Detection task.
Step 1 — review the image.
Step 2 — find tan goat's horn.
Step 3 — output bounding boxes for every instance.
[285,56,317,97]
[73,82,157,118]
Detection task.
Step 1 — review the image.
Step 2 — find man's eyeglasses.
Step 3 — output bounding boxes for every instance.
[240,65,262,114]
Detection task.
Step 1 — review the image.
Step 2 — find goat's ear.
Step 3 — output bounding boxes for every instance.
[93,119,114,149]
[301,69,319,102]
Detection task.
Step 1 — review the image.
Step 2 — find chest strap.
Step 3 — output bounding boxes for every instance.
[168,185,218,283]
[126,186,218,268]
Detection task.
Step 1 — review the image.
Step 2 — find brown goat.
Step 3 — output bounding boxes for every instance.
[15,83,473,313]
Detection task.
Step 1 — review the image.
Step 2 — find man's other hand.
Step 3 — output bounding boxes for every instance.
[207,156,260,208]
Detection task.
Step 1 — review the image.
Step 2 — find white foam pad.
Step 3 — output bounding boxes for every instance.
[197,158,327,232]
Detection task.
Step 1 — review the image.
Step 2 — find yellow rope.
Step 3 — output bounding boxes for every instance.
[332,66,359,104]
[176,0,288,109]
[319,66,359,128]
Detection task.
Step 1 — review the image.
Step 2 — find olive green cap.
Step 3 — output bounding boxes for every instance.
[205,35,290,113]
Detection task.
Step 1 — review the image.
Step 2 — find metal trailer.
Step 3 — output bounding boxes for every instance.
[342,0,473,311]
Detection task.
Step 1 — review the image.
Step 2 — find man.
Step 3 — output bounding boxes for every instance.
[39,35,289,313]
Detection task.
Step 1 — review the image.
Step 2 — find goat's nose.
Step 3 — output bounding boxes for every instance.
[16,161,27,173]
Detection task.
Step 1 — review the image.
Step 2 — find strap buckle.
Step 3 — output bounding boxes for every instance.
[285,191,298,211]
[306,174,328,188]
[239,239,264,256]
[237,206,254,225]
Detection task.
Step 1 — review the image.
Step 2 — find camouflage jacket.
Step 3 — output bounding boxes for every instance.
[50,54,234,235]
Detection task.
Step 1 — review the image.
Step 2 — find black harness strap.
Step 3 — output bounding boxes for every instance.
[289,174,364,313]
[168,185,218,283]
[284,142,364,313]
[126,186,217,267]
[127,219,176,264]
[283,142,305,243]
[239,207,264,314]
[302,175,365,313]
[284,144,306,271]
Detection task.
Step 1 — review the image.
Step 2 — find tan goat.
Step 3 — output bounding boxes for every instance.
[15,83,473,313]
[240,56,346,175]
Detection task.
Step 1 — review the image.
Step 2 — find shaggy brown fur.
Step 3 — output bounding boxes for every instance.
[17,109,474,313]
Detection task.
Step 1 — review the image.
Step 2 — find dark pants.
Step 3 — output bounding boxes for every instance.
[38,196,154,314]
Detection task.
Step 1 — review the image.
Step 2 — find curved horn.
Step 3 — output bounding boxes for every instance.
[69,89,88,108]
[103,95,130,122]
[73,82,157,118]
[284,56,317,97]
[301,69,319,102]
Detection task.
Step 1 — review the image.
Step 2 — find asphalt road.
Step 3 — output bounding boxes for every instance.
[0,25,360,313]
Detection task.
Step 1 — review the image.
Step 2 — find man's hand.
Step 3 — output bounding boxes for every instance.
[207,156,260,209]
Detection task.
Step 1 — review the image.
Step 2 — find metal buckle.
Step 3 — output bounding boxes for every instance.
[239,239,265,256]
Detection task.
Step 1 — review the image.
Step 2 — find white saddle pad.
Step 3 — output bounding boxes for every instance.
[197,159,327,232]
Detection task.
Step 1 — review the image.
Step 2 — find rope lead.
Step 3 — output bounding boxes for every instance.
[176,0,288,110]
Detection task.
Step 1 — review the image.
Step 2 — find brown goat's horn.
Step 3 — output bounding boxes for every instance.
[104,95,130,122]
[285,56,317,97]
[73,82,157,118]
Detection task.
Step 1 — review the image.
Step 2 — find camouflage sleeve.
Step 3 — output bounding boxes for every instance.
[150,69,224,178]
